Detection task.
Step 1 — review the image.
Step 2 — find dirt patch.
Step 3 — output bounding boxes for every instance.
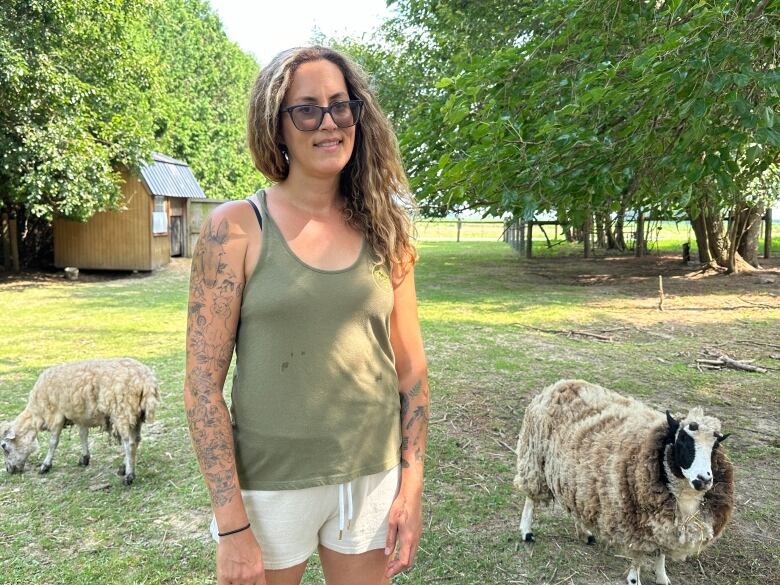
[518,253,780,291]
[0,258,193,292]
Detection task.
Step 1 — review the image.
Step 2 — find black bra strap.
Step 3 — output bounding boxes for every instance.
[246,198,263,230]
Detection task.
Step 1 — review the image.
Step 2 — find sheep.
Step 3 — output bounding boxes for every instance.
[514,379,734,585]
[1,358,160,485]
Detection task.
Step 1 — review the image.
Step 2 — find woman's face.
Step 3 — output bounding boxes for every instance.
[280,59,356,180]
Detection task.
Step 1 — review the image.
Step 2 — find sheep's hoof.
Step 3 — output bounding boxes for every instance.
[523,532,535,543]
[117,464,126,476]
[587,535,596,545]
[78,454,90,467]
[123,473,135,486]
[39,463,51,474]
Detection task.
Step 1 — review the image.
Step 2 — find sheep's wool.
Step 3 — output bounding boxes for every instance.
[515,380,734,561]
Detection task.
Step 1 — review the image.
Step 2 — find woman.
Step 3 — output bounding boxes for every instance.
[184,46,429,585]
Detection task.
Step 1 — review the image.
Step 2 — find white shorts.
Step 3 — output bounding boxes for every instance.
[210,465,401,570]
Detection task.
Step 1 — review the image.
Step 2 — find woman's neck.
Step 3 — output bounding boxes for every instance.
[277,167,342,215]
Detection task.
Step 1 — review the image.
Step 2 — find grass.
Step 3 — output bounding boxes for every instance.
[1,243,779,584]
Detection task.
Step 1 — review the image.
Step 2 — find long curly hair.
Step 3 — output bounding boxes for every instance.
[247,46,417,268]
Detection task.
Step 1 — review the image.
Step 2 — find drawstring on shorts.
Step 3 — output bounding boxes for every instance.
[338,481,353,540]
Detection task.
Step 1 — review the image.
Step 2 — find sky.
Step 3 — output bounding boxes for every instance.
[207,0,394,65]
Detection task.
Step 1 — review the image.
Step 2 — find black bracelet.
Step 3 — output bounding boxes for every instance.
[218,522,251,537]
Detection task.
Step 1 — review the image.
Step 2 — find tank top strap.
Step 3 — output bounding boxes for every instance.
[246,196,263,231]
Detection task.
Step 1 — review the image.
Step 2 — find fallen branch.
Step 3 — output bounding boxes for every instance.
[658,275,665,312]
[696,349,768,374]
[514,323,615,341]
[570,329,613,341]
[492,437,516,453]
[737,296,780,309]
[718,355,768,373]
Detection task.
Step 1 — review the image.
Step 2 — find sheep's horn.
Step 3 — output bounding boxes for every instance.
[666,410,679,433]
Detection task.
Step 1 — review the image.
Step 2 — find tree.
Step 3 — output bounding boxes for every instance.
[146,0,261,200]
[0,0,262,222]
[342,0,779,271]
[0,0,159,221]
[0,0,263,266]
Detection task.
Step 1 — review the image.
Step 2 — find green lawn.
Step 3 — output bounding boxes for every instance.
[1,243,778,584]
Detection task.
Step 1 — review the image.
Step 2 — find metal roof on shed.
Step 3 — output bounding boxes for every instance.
[140,152,206,199]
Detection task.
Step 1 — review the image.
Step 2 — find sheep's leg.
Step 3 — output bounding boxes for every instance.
[39,426,63,474]
[78,426,90,466]
[627,564,642,585]
[520,497,535,542]
[575,520,596,545]
[654,553,670,585]
[120,428,139,485]
[585,529,596,545]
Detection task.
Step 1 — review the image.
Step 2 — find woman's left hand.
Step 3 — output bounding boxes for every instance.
[384,489,423,577]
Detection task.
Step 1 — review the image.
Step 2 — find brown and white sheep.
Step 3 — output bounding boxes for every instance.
[514,379,734,585]
[1,358,160,485]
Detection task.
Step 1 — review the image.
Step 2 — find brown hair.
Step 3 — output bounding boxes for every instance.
[247,46,416,268]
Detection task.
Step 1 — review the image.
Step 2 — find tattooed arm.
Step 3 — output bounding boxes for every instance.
[184,204,265,585]
[385,265,429,578]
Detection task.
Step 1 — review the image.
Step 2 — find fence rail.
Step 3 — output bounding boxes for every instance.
[414,219,506,241]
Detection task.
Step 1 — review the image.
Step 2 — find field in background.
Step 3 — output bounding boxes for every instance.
[417,218,780,258]
[0,243,778,584]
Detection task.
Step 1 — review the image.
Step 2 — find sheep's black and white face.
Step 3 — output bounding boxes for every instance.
[0,422,37,474]
[667,408,728,492]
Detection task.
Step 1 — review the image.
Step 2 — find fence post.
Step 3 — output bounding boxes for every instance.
[583,215,592,259]
[519,220,525,252]
[456,218,462,243]
[526,221,533,258]
[765,208,773,259]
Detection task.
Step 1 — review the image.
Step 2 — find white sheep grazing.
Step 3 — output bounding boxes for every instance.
[1,358,160,485]
[515,379,735,585]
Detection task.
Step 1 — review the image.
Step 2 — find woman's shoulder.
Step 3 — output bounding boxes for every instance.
[203,197,261,233]
[196,198,259,257]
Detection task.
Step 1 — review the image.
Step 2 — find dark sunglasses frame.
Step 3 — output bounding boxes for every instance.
[281,99,364,132]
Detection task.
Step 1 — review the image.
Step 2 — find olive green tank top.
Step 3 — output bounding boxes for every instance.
[230,190,401,490]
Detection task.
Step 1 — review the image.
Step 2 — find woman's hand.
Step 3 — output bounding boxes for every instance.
[384,489,423,578]
[217,529,266,585]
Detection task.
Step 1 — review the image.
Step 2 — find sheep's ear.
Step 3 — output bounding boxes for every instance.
[4,428,15,440]
[666,410,679,434]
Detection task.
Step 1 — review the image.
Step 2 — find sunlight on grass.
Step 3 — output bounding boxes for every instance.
[0,242,777,585]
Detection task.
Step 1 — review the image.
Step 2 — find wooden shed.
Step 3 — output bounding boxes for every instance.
[54,153,206,271]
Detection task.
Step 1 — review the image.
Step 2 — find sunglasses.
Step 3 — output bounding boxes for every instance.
[281,100,363,132]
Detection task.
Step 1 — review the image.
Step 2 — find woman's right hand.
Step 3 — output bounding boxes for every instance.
[216,530,266,585]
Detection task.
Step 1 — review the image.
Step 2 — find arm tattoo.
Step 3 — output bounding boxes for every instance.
[185,216,244,508]
[400,380,428,469]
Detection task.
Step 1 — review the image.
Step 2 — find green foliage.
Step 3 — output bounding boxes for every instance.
[147,0,261,201]
[0,0,157,220]
[0,0,262,222]
[343,0,779,225]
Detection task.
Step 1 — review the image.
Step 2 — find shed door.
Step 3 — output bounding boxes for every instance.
[170,216,182,257]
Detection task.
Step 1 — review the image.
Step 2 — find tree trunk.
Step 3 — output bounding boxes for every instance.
[690,199,728,266]
[689,196,756,273]
[736,204,765,268]
[615,206,626,250]
[635,210,648,257]
[595,212,606,248]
